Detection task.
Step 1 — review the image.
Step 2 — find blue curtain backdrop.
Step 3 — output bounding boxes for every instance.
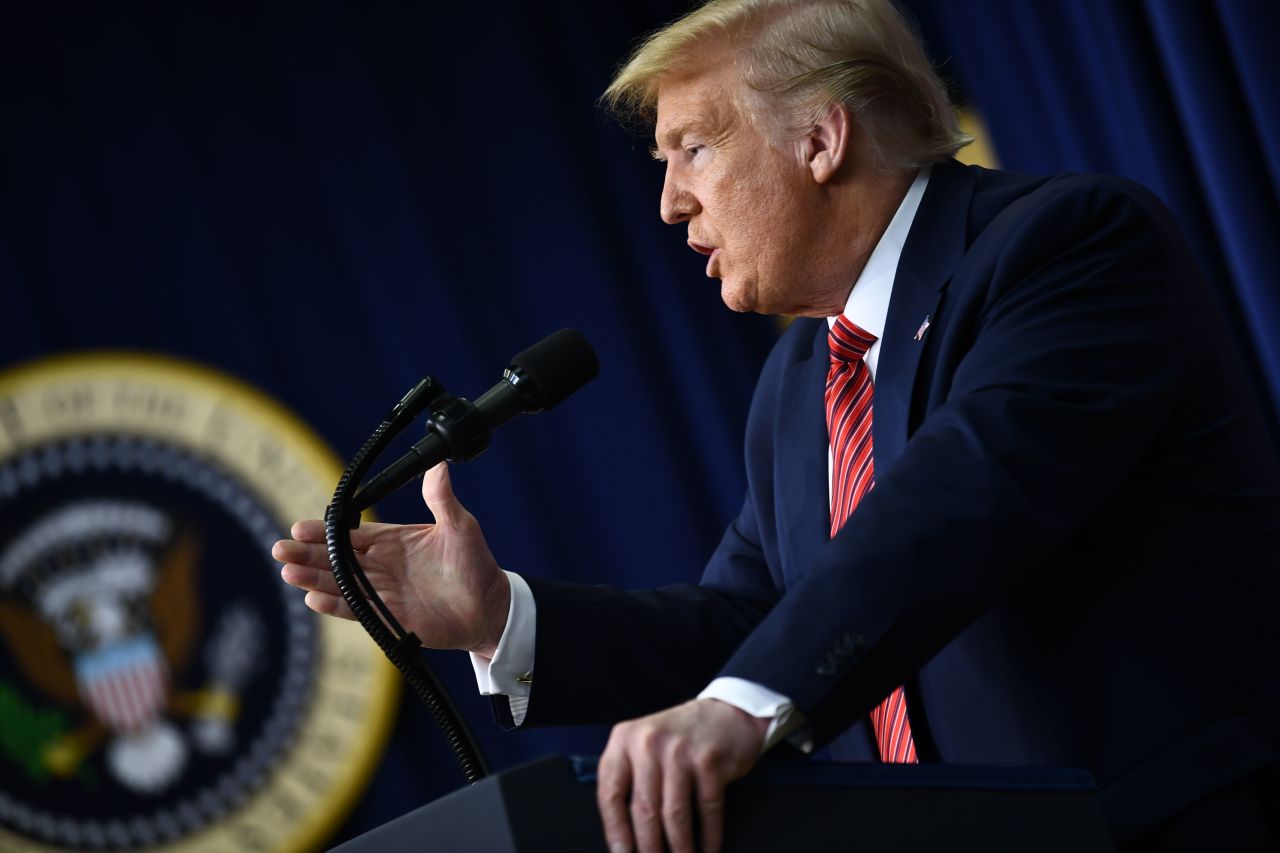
[0,1,1276,846]
[912,0,1280,436]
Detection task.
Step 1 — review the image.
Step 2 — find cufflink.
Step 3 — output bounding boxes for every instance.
[516,673,533,684]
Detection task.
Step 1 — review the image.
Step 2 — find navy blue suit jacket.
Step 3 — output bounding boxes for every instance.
[509,160,1280,842]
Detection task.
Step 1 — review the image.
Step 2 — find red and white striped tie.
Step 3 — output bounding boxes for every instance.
[825,315,918,764]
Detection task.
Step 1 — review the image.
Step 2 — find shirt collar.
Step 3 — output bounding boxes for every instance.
[828,166,931,337]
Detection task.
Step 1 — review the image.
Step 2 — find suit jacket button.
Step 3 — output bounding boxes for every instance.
[835,633,864,656]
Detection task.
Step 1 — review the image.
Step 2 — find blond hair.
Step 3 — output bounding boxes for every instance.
[603,0,971,169]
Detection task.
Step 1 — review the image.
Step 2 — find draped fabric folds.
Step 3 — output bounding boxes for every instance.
[0,1,777,837]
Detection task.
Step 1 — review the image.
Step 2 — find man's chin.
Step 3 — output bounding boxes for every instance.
[718,279,756,314]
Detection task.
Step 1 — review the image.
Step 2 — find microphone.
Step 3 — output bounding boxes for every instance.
[350,329,598,514]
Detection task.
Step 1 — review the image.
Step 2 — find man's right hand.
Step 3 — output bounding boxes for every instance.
[272,462,511,658]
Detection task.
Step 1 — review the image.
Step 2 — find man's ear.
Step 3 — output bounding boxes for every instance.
[806,102,853,184]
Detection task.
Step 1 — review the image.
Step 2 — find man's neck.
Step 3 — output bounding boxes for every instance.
[796,165,917,317]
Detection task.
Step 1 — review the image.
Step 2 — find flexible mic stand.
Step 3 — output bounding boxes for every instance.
[322,329,599,786]
[324,377,491,784]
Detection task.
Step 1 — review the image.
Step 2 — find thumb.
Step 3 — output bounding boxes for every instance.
[421,462,465,528]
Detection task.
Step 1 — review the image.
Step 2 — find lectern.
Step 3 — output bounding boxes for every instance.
[331,755,1115,852]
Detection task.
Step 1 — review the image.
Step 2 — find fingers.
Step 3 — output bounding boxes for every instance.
[661,758,695,853]
[275,518,418,625]
[596,721,700,853]
[421,462,465,529]
[302,590,355,621]
[629,750,663,853]
[597,701,763,853]
[288,519,388,551]
[274,528,371,596]
[289,519,327,543]
[694,768,727,853]
[271,537,331,568]
[279,561,342,596]
[276,520,396,593]
[597,742,634,853]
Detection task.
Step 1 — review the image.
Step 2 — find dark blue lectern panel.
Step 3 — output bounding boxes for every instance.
[332,755,1115,853]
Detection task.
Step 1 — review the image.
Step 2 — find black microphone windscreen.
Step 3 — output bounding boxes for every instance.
[509,328,599,409]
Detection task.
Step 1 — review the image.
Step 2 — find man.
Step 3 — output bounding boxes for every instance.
[274,1,1280,851]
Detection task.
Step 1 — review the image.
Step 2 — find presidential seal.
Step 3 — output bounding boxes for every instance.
[0,354,398,852]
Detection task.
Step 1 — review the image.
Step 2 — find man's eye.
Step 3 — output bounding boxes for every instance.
[685,145,703,158]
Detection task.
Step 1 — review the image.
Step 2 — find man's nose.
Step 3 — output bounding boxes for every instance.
[660,168,698,225]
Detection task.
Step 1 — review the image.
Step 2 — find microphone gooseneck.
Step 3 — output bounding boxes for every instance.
[324,329,598,785]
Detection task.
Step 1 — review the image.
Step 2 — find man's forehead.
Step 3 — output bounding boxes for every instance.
[654,63,738,146]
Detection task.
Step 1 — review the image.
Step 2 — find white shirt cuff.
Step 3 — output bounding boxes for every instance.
[469,571,536,725]
[698,677,813,753]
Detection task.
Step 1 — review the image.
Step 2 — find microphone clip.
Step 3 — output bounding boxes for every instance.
[427,395,491,463]
[387,376,450,430]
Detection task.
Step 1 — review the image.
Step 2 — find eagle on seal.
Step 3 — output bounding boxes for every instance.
[0,500,260,794]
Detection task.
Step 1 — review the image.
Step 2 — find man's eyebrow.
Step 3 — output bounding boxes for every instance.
[652,121,707,157]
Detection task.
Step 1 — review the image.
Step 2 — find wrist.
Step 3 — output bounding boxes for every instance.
[703,697,771,746]
[471,570,511,659]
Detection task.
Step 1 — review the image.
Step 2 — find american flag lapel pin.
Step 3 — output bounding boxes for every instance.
[914,314,932,341]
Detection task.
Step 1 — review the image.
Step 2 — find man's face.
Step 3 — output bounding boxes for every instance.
[654,58,834,315]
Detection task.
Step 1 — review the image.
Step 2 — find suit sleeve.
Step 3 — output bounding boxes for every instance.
[506,489,780,727]
[715,180,1193,747]
[497,324,828,729]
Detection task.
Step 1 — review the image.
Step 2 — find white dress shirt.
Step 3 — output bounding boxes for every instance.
[472,168,931,739]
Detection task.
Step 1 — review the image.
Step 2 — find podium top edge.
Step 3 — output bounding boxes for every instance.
[566,755,1097,793]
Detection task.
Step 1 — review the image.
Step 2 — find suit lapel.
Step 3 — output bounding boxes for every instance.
[774,164,979,584]
[775,321,830,588]
[873,161,977,473]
